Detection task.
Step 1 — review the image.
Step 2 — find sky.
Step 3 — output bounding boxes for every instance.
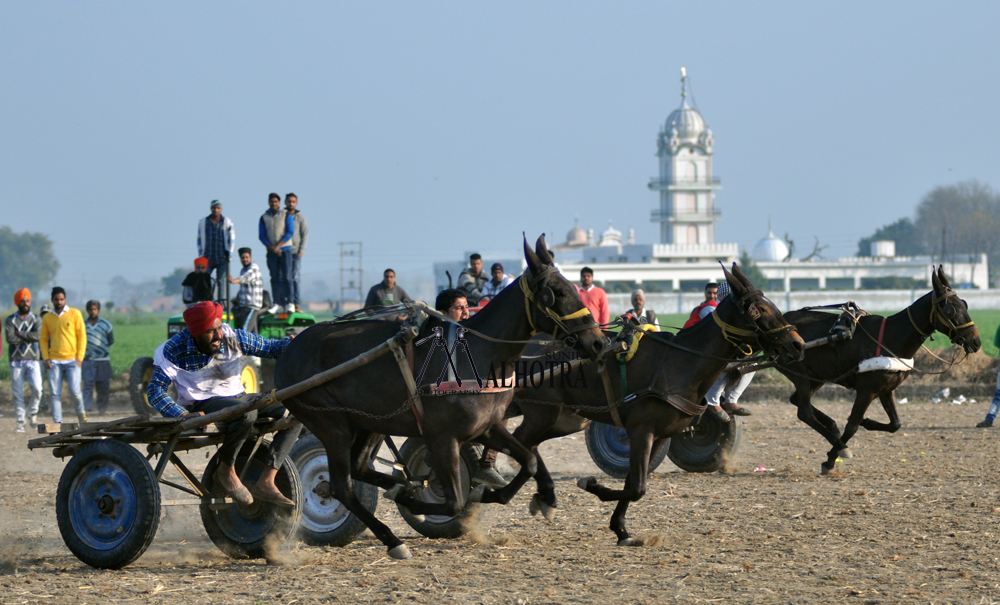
[1,2,998,302]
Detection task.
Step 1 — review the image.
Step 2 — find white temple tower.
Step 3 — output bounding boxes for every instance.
[649,67,721,245]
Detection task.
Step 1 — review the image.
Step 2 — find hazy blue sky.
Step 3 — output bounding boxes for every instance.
[1,2,997,301]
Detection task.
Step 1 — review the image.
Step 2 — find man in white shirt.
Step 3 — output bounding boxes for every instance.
[479,263,514,302]
[620,289,659,330]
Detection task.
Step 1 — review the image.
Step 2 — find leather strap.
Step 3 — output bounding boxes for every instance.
[389,338,424,434]
[875,316,887,357]
[597,361,625,429]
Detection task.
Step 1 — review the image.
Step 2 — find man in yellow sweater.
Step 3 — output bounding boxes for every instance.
[40,287,87,423]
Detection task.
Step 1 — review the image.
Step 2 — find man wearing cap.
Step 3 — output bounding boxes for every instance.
[182,257,214,306]
[5,289,41,432]
[702,280,753,422]
[259,193,295,313]
[197,200,236,302]
[479,263,513,303]
[146,301,302,506]
[40,287,87,423]
[82,300,115,415]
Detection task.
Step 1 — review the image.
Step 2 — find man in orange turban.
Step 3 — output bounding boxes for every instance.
[182,258,214,306]
[13,288,30,306]
[6,288,42,432]
[145,301,300,507]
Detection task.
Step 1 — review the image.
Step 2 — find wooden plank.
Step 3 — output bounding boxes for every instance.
[28,415,180,449]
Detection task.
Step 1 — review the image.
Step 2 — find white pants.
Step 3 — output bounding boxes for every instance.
[706,371,756,407]
[11,362,42,424]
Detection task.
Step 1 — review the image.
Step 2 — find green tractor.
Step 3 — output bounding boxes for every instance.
[128,309,317,416]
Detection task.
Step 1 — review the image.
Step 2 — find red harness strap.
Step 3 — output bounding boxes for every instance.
[875,317,887,357]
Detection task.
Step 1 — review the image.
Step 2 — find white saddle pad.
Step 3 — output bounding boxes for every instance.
[856,356,914,373]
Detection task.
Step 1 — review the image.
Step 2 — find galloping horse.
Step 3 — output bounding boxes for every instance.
[274,235,605,559]
[777,266,981,474]
[509,264,806,545]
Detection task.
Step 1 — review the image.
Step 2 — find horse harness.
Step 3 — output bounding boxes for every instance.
[906,287,976,343]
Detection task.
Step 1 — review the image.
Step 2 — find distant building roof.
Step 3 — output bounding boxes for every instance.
[752,228,790,262]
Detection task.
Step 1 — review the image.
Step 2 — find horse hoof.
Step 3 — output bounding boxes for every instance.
[383,485,404,502]
[467,485,487,503]
[576,477,595,490]
[388,544,412,560]
[617,537,642,547]
[529,494,557,521]
[820,465,832,476]
[837,447,853,459]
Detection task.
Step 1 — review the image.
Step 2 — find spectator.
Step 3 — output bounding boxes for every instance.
[682,282,719,328]
[458,254,488,304]
[365,268,412,308]
[82,300,114,415]
[480,263,514,302]
[702,281,753,422]
[620,289,659,330]
[434,289,470,322]
[259,192,295,313]
[182,257,214,306]
[577,267,609,326]
[284,193,308,313]
[197,200,236,301]
[228,247,264,333]
[5,288,41,433]
[976,323,1000,427]
[39,287,87,423]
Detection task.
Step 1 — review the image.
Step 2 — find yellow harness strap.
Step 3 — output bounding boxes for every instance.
[619,324,658,363]
[519,273,593,335]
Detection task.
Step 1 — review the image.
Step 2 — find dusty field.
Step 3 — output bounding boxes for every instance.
[1,392,999,604]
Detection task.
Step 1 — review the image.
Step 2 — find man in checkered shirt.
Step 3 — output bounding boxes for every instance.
[228,247,264,333]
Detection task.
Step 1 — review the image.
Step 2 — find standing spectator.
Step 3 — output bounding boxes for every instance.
[5,288,41,433]
[259,193,295,313]
[480,263,514,302]
[197,200,236,301]
[82,300,114,415]
[182,257,214,306]
[682,282,719,328]
[39,287,87,423]
[976,323,1000,427]
[577,267,609,326]
[365,268,412,308]
[285,193,308,313]
[458,254,488,304]
[702,280,753,422]
[620,289,659,330]
[228,247,264,333]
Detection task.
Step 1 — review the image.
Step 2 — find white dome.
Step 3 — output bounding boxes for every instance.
[665,100,706,141]
[565,219,587,246]
[599,221,623,247]
[752,229,789,262]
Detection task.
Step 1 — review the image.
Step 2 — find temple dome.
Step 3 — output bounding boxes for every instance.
[752,228,789,262]
[665,100,706,141]
[599,221,623,247]
[565,219,588,247]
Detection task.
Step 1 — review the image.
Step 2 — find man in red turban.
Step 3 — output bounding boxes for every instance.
[145,301,301,507]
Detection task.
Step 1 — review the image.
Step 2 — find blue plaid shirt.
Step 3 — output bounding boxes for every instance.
[202,215,229,263]
[147,328,289,418]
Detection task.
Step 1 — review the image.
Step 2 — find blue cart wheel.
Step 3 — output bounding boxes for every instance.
[200,440,303,560]
[584,422,670,479]
[56,440,160,569]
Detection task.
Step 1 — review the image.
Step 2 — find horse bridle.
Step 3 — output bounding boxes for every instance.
[712,289,797,356]
[519,268,599,343]
[907,288,976,345]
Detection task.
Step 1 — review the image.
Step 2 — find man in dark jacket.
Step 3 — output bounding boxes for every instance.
[620,289,659,329]
[457,253,488,304]
[6,288,39,432]
[365,268,412,308]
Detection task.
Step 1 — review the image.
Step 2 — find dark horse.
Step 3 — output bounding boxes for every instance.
[274,235,605,559]
[777,266,981,475]
[508,264,806,545]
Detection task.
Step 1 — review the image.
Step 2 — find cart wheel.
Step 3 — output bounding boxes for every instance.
[667,414,742,473]
[128,357,155,416]
[584,422,669,479]
[290,434,377,547]
[390,438,486,539]
[200,440,303,559]
[56,440,160,569]
[240,357,260,394]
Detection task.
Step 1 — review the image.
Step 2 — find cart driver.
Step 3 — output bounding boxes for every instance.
[146,301,302,507]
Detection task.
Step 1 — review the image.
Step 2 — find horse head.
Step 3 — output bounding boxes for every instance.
[929,266,981,354]
[522,234,606,362]
[720,262,806,363]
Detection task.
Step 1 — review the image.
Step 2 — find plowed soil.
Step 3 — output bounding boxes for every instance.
[1,392,999,604]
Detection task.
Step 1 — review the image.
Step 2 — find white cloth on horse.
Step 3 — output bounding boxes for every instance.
[153,324,245,406]
[856,356,914,374]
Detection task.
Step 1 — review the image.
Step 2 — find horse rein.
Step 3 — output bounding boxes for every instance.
[906,288,976,345]
[712,289,797,356]
[519,268,599,343]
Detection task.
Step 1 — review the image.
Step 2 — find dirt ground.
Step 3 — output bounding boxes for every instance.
[1,391,999,604]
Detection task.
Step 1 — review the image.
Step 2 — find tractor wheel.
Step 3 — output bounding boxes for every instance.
[56,440,160,569]
[200,440,303,560]
[584,422,669,479]
[290,434,377,547]
[391,438,486,539]
[240,357,260,394]
[667,414,742,473]
[128,358,155,416]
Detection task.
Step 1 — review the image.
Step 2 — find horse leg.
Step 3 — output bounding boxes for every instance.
[790,386,849,461]
[386,436,467,517]
[510,407,564,519]
[578,428,651,504]
[321,434,411,559]
[822,391,876,474]
[470,425,539,506]
[350,432,404,490]
[861,391,902,433]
